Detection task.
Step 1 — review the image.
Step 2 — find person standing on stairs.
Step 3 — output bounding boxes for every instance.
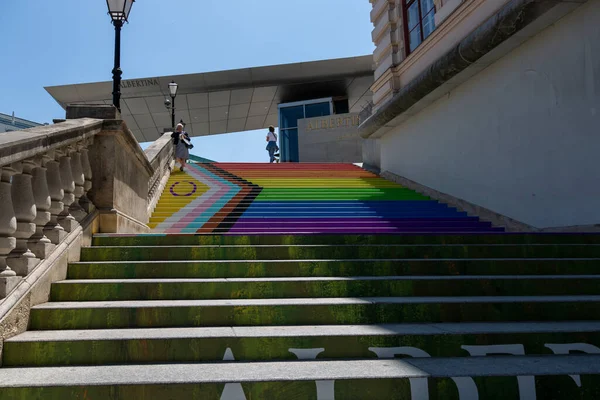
[171,123,192,172]
[266,126,279,163]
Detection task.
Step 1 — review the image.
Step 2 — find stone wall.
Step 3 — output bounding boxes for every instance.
[297,113,362,163]
[377,1,600,229]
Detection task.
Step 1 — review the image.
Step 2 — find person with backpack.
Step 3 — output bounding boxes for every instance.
[171,123,192,172]
[265,126,279,163]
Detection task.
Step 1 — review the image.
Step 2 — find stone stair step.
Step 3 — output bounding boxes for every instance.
[49,275,600,301]
[67,258,600,279]
[92,233,600,247]
[169,218,487,226]
[6,322,600,366]
[29,296,600,330]
[201,227,506,234]
[149,214,473,223]
[1,356,599,399]
[79,244,600,262]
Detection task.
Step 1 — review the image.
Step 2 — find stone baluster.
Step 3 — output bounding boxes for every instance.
[44,152,67,244]
[0,166,20,297]
[28,154,56,259]
[69,145,87,221]
[79,140,94,213]
[8,160,40,276]
[57,148,79,232]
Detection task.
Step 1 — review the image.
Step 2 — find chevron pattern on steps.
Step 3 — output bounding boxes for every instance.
[3,232,600,399]
[148,163,502,234]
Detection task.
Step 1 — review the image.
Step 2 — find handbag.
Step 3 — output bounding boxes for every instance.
[181,136,194,150]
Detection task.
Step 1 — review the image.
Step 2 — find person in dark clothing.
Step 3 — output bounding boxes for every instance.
[171,123,191,172]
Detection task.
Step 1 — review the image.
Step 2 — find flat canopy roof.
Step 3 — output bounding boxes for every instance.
[46,55,374,142]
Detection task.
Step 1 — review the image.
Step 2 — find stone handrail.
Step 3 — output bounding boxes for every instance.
[0,105,174,299]
[145,132,175,216]
[0,118,103,298]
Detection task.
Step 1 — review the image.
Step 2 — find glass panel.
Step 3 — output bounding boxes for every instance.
[407,2,420,31]
[286,128,299,162]
[280,129,291,161]
[419,0,435,14]
[279,105,305,130]
[304,102,331,119]
[422,10,435,40]
[409,27,422,52]
[333,99,349,115]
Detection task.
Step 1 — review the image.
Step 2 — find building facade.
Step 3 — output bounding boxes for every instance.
[360,0,599,230]
[0,112,43,133]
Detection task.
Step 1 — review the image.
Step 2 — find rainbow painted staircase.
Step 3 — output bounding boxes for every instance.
[148,163,502,234]
[3,163,600,399]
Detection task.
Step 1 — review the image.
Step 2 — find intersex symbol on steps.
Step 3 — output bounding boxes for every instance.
[169,181,197,197]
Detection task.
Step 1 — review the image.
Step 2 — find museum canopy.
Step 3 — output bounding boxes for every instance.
[45,55,374,144]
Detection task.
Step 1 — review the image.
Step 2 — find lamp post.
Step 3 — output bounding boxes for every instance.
[168,81,178,128]
[106,0,135,113]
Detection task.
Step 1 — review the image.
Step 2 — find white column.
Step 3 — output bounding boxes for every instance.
[44,154,67,244]
[69,147,87,221]
[57,149,79,232]
[0,166,20,297]
[79,142,94,213]
[28,154,55,259]
[8,160,40,276]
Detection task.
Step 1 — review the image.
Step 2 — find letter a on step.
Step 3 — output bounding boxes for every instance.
[220,348,248,400]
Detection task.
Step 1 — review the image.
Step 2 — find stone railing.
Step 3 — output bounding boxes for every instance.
[0,105,175,300]
[145,132,175,216]
[0,118,102,298]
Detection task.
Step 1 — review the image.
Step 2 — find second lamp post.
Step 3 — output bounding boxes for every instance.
[168,81,178,128]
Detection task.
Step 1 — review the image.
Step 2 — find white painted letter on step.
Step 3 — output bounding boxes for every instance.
[369,347,479,400]
[545,343,600,387]
[289,348,335,400]
[220,348,248,400]
[461,344,536,400]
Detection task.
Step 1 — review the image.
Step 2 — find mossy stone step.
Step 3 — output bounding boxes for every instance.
[92,233,600,247]
[1,356,600,400]
[67,259,600,280]
[50,275,600,301]
[79,244,600,262]
[6,322,600,367]
[29,296,600,330]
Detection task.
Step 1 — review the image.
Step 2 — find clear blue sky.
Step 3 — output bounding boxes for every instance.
[0,0,374,162]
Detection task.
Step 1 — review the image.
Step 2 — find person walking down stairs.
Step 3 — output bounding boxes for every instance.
[265,126,279,163]
[171,123,192,172]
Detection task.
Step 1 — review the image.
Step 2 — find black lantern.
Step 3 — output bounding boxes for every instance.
[168,81,178,128]
[106,0,135,113]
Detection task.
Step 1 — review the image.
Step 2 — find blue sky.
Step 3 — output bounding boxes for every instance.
[0,0,374,162]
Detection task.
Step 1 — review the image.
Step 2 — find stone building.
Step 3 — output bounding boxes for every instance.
[0,112,43,133]
[360,0,599,231]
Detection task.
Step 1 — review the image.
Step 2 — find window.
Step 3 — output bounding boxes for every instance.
[278,99,333,162]
[404,0,436,54]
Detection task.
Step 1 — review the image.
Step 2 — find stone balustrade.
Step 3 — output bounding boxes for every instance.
[0,105,175,299]
[0,118,102,297]
[145,132,175,216]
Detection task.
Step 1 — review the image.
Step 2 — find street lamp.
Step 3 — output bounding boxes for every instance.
[168,81,178,128]
[106,0,135,113]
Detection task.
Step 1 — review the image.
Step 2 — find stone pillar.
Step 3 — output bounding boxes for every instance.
[8,161,40,276]
[79,142,95,213]
[370,0,405,110]
[0,167,20,297]
[57,149,79,233]
[69,148,87,221]
[28,155,56,259]
[44,154,67,244]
